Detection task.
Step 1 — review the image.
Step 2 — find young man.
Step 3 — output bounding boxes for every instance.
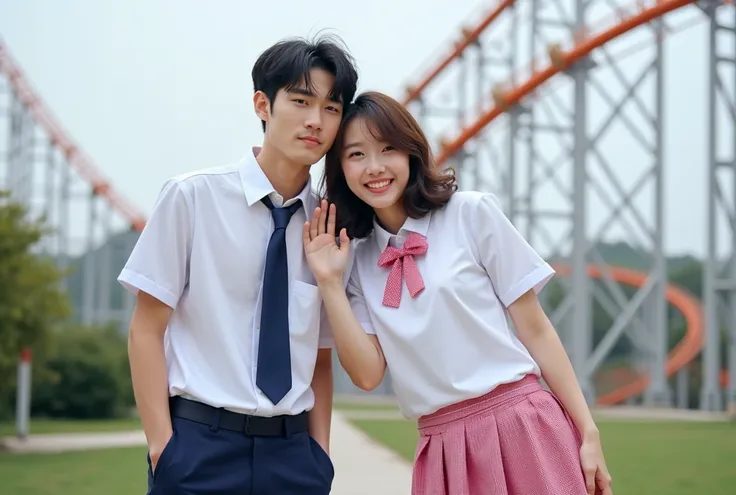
[118,35,359,494]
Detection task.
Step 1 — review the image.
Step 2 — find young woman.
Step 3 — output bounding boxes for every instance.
[303,91,613,495]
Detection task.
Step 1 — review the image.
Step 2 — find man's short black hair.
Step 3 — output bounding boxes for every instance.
[252,33,359,131]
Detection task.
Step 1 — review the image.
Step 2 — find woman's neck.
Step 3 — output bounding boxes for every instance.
[374,204,408,235]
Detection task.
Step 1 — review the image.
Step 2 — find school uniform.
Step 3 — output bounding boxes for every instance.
[118,147,338,494]
[347,191,588,495]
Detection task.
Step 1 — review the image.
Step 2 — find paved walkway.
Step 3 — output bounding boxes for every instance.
[0,429,146,454]
[0,411,413,494]
[330,411,412,494]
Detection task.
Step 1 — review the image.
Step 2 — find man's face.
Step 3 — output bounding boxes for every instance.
[257,68,344,166]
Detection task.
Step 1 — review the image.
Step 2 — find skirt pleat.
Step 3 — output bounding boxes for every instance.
[462,411,507,494]
[411,375,588,495]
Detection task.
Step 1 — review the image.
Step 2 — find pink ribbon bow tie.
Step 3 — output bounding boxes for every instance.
[377,232,428,308]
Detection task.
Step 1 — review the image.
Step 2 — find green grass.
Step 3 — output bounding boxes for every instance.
[351,418,736,495]
[0,417,141,437]
[2,412,734,494]
[0,446,148,495]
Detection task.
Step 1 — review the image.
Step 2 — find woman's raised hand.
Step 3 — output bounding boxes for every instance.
[303,200,351,285]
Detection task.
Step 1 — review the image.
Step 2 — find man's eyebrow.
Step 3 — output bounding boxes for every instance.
[287,87,343,105]
[287,87,314,97]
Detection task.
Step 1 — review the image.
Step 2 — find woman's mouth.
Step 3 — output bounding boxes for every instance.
[364,179,394,194]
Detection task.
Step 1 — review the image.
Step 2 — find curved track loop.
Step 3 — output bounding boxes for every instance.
[420,0,702,404]
[0,38,147,232]
[551,264,704,405]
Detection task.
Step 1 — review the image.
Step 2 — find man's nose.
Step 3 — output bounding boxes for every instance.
[305,108,323,131]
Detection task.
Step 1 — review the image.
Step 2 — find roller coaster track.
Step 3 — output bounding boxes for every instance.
[432,0,698,164]
[402,0,707,405]
[402,0,515,105]
[0,38,148,232]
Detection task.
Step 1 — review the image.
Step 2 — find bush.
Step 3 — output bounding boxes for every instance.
[29,324,134,419]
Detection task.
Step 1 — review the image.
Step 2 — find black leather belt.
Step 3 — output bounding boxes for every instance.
[169,396,309,437]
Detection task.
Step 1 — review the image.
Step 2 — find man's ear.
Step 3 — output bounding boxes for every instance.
[253,90,271,123]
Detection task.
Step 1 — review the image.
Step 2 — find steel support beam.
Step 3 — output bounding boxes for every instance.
[701,0,735,412]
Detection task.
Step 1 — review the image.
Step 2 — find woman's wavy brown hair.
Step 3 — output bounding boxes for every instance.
[320,91,457,239]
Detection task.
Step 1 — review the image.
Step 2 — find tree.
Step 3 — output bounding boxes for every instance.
[0,190,70,412]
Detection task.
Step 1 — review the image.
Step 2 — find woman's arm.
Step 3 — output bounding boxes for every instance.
[507,289,613,495]
[507,290,597,435]
[318,279,387,391]
[303,201,387,391]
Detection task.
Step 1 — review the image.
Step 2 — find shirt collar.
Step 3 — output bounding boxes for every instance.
[238,146,313,209]
[372,211,432,253]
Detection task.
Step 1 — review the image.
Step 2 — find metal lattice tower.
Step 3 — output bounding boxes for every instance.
[0,38,143,330]
[703,0,736,413]
[403,0,734,411]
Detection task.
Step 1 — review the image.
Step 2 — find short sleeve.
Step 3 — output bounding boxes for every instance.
[346,262,376,335]
[117,178,192,309]
[472,193,555,307]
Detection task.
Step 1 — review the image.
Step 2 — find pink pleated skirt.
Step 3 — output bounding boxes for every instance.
[412,374,588,495]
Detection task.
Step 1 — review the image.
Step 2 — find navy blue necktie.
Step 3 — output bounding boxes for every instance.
[256,195,303,404]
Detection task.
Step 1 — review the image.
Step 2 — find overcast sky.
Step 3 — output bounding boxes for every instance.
[0,1,727,258]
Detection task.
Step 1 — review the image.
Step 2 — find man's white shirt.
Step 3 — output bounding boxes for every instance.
[118,147,349,416]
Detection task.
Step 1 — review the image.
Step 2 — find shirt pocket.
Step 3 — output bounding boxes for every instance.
[289,280,321,339]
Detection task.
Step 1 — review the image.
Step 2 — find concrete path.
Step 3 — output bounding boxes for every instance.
[0,411,413,494]
[0,429,146,454]
[329,411,413,494]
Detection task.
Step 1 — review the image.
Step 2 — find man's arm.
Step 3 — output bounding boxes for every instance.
[308,348,334,454]
[128,291,174,470]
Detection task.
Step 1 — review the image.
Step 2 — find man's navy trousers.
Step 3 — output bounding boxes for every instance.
[145,396,335,494]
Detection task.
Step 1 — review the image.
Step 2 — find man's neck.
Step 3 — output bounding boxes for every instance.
[254,144,311,202]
